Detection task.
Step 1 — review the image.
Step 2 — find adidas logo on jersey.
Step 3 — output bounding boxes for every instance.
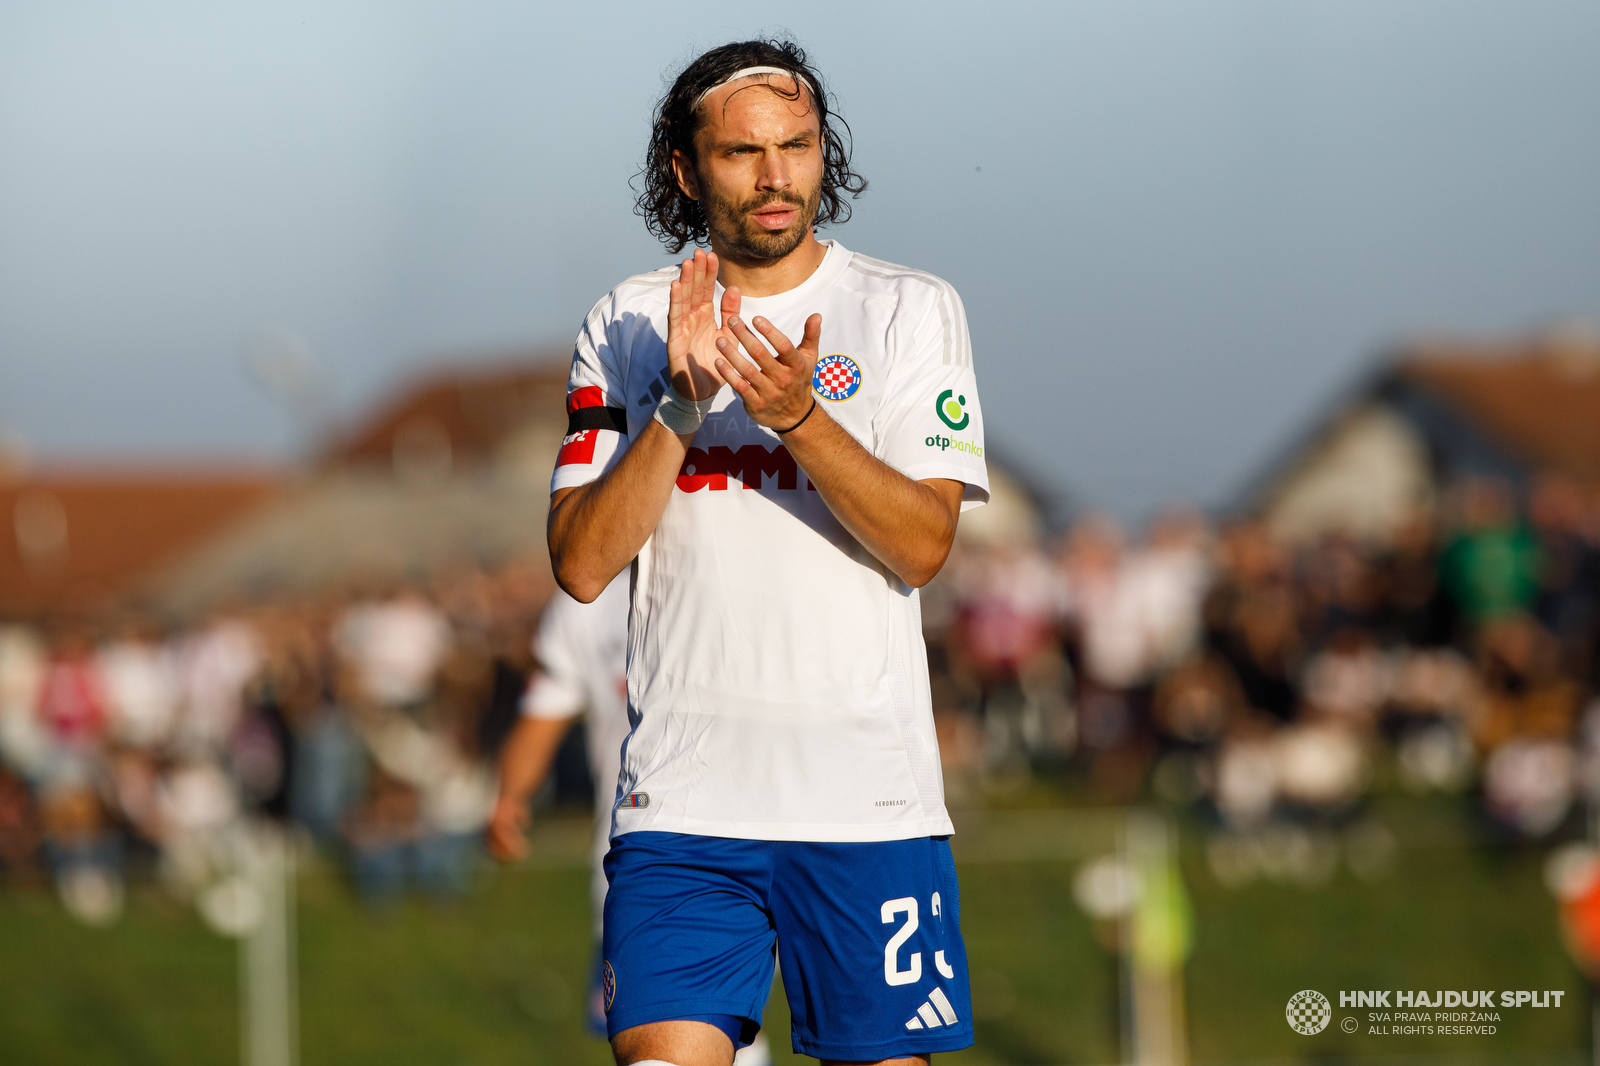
[636,366,672,408]
[904,986,960,1031]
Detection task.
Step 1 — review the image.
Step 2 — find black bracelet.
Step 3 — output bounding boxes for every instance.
[774,397,818,435]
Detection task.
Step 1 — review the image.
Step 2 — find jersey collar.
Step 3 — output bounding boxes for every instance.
[716,239,853,319]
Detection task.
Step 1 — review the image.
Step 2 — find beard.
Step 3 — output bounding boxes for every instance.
[699,181,823,262]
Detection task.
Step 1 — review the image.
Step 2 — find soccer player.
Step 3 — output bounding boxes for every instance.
[487,577,630,1030]
[548,39,988,1066]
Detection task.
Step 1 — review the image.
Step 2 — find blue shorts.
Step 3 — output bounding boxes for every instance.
[601,832,974,1061]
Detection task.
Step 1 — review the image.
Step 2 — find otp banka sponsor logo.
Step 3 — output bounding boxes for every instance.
[935,389,970,431]
[676,444,813,492]
[927,389,981,456]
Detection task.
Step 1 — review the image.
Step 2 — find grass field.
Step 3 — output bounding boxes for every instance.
[0,792,1590,1065]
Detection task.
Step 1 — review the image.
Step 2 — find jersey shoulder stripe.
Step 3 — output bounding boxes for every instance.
[580,265,667,314]
[846,255,972,368]
[612,265,678,301]
[573,266,675,380]
[579,266,676,334]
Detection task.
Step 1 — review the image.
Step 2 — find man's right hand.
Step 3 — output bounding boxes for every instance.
[551,254,737,602]
[486,795,530,863]
[667,248,739,403]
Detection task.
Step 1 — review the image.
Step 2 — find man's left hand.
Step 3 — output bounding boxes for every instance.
[714,312,822,432]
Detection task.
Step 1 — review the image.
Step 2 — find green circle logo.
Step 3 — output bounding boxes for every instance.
[936,389,969,431]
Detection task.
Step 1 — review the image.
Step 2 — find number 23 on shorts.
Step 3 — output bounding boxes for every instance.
[881,893,959,985]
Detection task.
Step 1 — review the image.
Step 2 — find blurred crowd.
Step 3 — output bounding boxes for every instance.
[929,473,1600,884]
[0,558,551,926]
[4,472,1600,923]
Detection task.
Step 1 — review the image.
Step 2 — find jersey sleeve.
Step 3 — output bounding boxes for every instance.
[872,281,990,511]
[521,593,588,720]
[550,297,630,492]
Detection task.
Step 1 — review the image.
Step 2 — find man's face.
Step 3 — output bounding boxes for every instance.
[675,74,825,261]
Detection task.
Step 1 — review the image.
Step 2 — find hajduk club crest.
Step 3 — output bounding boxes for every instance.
[812,354,862,402]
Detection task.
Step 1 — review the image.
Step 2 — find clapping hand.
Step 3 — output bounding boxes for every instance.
[666,249,739,403]
[714,311,824,432]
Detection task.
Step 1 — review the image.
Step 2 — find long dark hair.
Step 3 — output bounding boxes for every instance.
[634,39,868,253]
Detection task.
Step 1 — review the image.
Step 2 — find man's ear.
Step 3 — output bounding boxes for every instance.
[670,149,700,202]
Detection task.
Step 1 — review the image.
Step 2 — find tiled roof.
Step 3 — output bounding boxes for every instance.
[322,358,569,469]
[1398,323,1600,481]
[0,469,282,617]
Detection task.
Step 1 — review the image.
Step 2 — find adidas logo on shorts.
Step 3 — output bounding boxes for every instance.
[904,986,959,1030]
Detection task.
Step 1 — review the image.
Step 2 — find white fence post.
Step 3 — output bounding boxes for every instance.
[240,823,299,1066]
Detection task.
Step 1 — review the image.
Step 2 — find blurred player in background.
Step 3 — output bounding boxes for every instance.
[487,577,771,1064]
[548,38,986,1066]
[488,576,627,1032]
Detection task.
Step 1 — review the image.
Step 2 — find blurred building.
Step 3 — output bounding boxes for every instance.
[1243,320,1600,542]
[151,357,571,617]
[0,467,280,619]
[161,357,1053,607]
[955,455,1056,549]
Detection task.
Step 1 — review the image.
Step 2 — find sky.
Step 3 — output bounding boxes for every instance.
[1,1,1597,522]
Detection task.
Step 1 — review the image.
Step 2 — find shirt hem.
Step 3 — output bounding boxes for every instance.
[897,463,989,496]
[551,468,603,491]
[610,814,955,843]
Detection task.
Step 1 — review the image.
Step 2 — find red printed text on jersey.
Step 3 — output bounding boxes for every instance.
[676,444,817,492]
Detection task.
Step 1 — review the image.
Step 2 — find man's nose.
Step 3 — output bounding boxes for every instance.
[755,148,791,191]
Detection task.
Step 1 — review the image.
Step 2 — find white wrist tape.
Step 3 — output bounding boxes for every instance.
[653,383,717,435]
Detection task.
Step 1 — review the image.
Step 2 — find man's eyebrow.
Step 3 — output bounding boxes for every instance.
[708,132,815,152]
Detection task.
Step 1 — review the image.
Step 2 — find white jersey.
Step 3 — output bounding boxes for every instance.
[521,576,630,932]
[552,240,989,843]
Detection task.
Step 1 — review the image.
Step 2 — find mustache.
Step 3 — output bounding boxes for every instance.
[737,191,807,214]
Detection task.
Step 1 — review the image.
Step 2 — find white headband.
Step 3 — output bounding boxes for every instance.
[692,66,804,112]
